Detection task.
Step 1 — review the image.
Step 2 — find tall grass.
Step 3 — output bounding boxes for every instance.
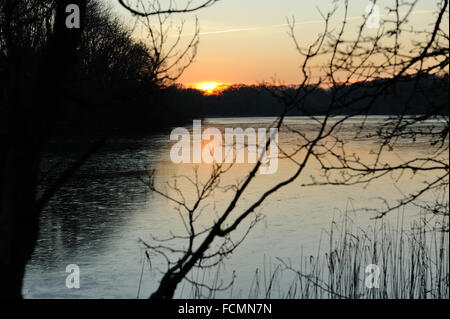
[179,212,449,299]
[246,213,449,299]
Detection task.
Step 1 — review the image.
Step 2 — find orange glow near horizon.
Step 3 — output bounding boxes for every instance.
[188,82,230,95]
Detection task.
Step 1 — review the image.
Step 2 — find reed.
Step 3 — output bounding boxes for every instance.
[180,212,449,299]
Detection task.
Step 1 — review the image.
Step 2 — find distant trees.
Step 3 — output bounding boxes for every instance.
[77,1,153,96]
[160,76,448,118]
[56,0,204,133]
[70,0,202,107]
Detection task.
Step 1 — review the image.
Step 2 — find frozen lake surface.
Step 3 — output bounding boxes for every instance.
[23,116,446,298]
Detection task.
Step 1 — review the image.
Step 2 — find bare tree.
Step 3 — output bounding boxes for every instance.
[119,0,219,17]
[286,0,449,221]
[139,0,448,299]
[135,0,200,86]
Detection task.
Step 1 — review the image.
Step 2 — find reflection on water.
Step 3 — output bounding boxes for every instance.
[23,117,447,298]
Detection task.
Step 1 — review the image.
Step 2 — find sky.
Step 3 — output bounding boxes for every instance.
[112,0,443,85]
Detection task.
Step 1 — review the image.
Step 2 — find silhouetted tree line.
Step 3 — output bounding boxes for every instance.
[161,75,448,120]
[55,71,450,136]
[55,73,450,136]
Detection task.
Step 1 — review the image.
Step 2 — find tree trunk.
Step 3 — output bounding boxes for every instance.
[0,0,87,298]
[150,274,181,299]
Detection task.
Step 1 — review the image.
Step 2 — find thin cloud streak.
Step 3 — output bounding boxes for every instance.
[172,10,433,38]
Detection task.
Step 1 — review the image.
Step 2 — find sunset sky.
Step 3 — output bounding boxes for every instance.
[113,0,441,85]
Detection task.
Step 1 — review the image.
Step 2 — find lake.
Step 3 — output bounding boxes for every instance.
[22,116,447,298]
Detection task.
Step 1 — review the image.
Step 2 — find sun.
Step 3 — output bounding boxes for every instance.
[191,81,229,95]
